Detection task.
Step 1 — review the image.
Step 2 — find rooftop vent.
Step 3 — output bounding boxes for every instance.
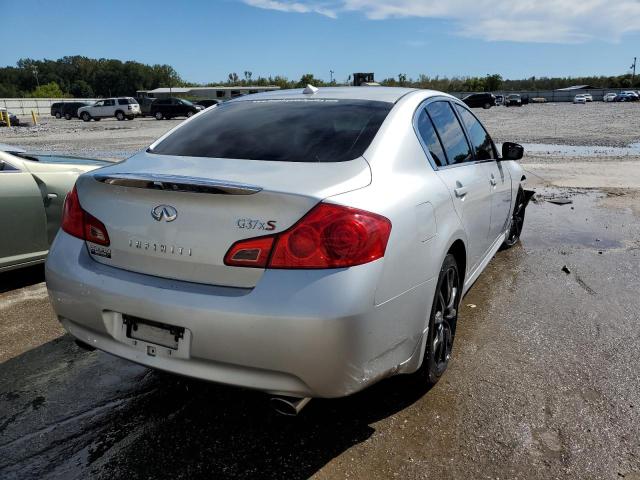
[303,84,319,95]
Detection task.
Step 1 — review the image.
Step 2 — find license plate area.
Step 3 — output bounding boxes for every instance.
[123,314,184,350]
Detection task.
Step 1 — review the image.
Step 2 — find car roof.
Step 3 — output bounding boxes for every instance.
[230,86,419,104]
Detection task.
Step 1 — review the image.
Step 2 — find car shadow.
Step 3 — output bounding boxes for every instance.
[0,335,432,479]
[0,264,45,294]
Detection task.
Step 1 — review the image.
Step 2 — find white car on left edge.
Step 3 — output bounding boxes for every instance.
[78,97,141,122]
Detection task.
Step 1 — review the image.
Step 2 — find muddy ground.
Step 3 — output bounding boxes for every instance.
[1,102,640,479]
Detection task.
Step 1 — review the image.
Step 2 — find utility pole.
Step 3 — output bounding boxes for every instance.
[32,66,39,88]
[330,70,334,83]
[631,57,637,86]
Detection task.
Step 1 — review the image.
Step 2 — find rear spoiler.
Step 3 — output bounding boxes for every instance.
[93,173,262,195]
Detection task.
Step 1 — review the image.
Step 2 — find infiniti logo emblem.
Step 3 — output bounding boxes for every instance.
[151,205,178,222]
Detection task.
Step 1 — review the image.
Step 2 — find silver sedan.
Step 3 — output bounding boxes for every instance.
[46,87,530,410]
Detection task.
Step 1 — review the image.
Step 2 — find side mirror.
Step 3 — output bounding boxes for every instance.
[501,142,524,161]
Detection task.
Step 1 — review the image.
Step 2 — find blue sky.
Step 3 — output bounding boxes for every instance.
[2,0,639,83]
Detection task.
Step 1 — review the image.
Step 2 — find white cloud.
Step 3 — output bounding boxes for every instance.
[241,0,640,43]
[243,0,337,18]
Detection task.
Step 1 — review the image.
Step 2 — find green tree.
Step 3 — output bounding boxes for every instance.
[31,81,65,98]
[484,74,503,91]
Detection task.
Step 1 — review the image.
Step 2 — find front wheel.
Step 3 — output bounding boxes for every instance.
[115,111,125,121]
[154,111,163,120]
[81,112,91,122]
[502,187,526,248]
[420,254,460,387]
[55,112,62,119]
[483,102,491,109]
[186,110,194,117]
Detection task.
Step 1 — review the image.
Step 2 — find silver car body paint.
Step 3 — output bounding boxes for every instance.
[46,87,525,398]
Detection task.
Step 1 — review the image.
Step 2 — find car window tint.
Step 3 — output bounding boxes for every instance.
[150,99,392,162]
[426,101,473,165]
[106,99,115,106]
[416,108,447,167]
[454,105,496,160]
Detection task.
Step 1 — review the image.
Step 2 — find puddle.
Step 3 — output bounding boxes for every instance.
[521,142,640,157]
[521,188,633,250]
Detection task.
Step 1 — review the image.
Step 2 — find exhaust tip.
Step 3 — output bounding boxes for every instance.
[270,396,311,416]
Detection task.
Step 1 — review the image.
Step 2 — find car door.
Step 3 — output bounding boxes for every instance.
[91,100,105,117]
[103,99,116,117]
[454,104,512,243]
[0,157,48,269]
[421,100,493,271]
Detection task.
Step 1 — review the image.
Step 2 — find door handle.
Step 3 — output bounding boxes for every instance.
[44,193,57,207]
[454,182,468,198]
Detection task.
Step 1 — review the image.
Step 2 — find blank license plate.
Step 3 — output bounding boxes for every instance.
[124,315,184,350]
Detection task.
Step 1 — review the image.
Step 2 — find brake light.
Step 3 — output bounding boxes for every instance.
[224,203,391,269]
[61,185,110,246]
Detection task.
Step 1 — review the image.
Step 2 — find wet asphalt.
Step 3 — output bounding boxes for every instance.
[0,184,639,480]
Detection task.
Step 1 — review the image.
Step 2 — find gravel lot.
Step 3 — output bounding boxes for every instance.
[1,100,639,480]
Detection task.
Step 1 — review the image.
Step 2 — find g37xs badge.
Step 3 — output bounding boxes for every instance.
[236,218,276,231]
[151,205,178,222]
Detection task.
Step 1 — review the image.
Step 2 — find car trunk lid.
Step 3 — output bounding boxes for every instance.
[75,152,371,288]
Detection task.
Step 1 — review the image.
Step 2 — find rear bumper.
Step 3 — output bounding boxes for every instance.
[46,231,431,398]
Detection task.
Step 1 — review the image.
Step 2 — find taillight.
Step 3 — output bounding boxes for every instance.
[61,185,110,246]
[224,203,391,269]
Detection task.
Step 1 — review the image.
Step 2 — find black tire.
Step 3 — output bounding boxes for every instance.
[420,254,460,387]
[115,111,125,121]
[502,186,526,249]
[55,112,62,119]
[64,113,72,120]
[187,110,194,117]
[483,102,491,109]
[154,111,163,120]
[81,112,91,122]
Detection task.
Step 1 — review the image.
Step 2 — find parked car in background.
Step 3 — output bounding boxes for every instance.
[135,96,156,117]
[461,93,496,109]
[46,87,531,409]
[78,97,141,121]
[495,94,504,106]
[150,97,204,120]
[0,107,19,126]
[62,101,93,120]
[193,99,220,109]
[603,93,618,102]
[614,92,639,102]
[582,93,593,102]
[505,94,522,107]
[573,94,587,104]
[0,145,109,272]
[51,102,64,119]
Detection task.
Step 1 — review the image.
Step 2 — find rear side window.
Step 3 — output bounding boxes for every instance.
[416,109,446,167]
[118,98,137,105]
[149,99,393,162]
[104,99,115,106]
[426,102,472,165]
[454,105,496,160]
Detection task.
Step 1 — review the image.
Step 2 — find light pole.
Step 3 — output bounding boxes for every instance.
[631,57,637,86]
[32,66,39,88]
[330,70,334,83]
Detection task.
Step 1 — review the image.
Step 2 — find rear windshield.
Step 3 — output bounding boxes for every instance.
[149,99,393,162]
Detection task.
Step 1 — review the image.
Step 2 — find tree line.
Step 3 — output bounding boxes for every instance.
[0,56,638,98]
